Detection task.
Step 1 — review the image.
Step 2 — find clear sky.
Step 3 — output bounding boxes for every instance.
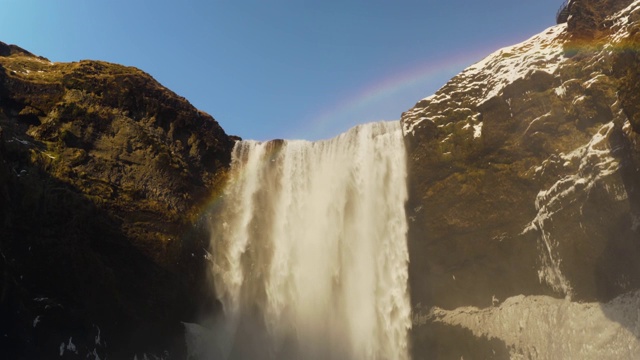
[1,1,562,141]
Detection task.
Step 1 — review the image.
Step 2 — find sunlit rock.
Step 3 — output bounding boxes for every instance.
[402,0,640,358]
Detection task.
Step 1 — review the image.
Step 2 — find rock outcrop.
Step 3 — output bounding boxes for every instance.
[402,0,640,358]
[0,42,234,359]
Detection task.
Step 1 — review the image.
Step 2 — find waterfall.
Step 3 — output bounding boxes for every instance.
[208,121,411,360]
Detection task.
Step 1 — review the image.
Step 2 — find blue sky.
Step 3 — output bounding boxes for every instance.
[2,1,562,140]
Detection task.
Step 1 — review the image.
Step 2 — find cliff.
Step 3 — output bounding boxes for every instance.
[0,42,235,358]
[3,0,640,358]
[402,0,640,358]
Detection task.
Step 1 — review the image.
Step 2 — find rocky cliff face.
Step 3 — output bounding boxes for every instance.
[4,1,640,358]
[402,0,640,358]
[0,43,234,359]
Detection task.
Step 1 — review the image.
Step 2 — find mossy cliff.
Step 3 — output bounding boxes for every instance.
[0,42,235,358]
[402,0,640,358]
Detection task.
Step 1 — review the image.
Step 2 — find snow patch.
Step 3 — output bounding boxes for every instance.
[94,325,101,345]
[608,0,640,43]
[573,95,587,105]
[88,348,101,360]
[424,290,640,360]
[12,137,31,145]
[583,74,606,89]
[473,122,483,139]
[463,24,567,104]
[522,122,620,296]
[66,337,77,353]
[403,115,431,137]
[403,24,566,137]
[523,112,551,136]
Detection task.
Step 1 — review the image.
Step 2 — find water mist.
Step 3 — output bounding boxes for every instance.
[208,121,411,360]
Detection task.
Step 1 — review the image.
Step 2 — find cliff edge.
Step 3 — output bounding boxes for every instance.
[402,0,640,358]
[0,42,234,359]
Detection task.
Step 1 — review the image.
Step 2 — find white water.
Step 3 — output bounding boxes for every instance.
[208,121,411,360]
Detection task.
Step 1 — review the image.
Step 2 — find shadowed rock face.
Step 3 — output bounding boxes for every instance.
[402,0,640,358]
[0,43,234,359]
[567,0,632,38]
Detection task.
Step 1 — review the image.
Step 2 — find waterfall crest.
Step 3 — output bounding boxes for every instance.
[209,121,411,360]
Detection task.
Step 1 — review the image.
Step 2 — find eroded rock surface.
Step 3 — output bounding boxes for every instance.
[402,0,640,358]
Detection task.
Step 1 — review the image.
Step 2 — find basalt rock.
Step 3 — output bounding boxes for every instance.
[0,42,234,359]
[402,0,640,358]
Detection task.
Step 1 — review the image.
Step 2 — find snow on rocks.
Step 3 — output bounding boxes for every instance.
[423,290,640,360]
[402,23,567,139]
[608,0,640,41]
[522,121,623,296]
[463,24,567,104]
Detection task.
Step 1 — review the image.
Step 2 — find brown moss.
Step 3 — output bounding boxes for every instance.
[0,40,234,357]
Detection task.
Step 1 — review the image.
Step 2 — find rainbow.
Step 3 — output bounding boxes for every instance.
[286,45,505,141]
[195,33,561,215]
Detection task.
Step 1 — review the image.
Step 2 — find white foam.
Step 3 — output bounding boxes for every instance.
[210,121,411,359]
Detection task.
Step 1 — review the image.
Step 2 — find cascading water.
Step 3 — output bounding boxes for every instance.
[208,121,411,360]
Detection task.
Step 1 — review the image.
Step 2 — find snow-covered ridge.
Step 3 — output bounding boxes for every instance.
[461,24,567,105]
[403,0,640,142]
[402,24,567,137]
